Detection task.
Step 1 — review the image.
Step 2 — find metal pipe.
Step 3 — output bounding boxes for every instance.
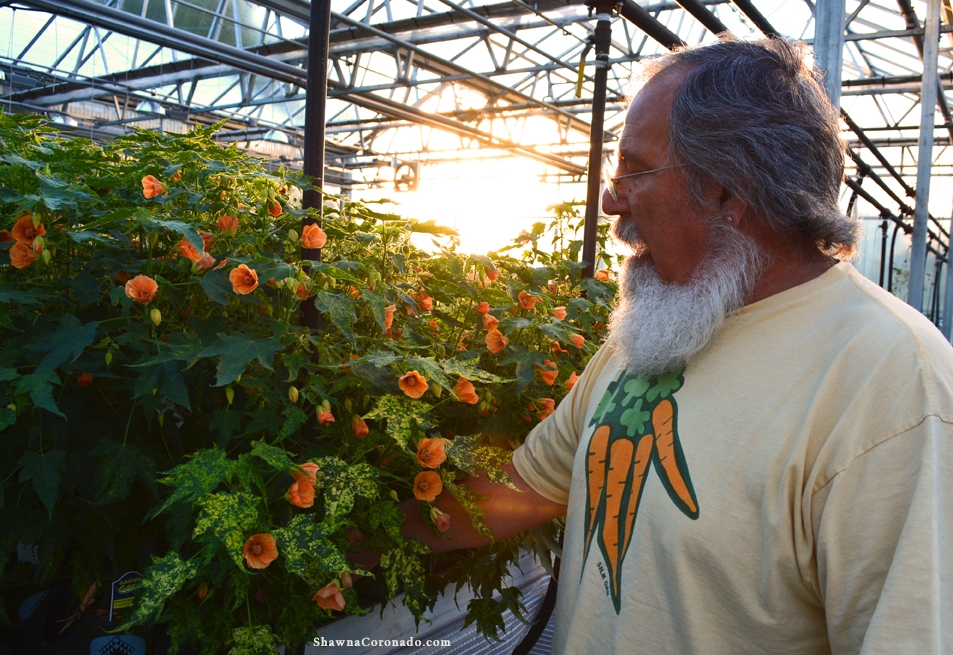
[908,0,941,310]
[731,0,777,37]
[617,0,685,50]
[814,0,846,106]
[896,0,953,144]
[888,221,901,293]
[582,5,613,280]
[879,217,889,287]
[673,0,728,33]
[943,227,953,339]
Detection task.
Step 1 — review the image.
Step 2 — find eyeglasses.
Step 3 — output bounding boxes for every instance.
[603,160,688,202]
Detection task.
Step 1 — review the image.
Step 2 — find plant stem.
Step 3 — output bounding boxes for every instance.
[122,400,137,445]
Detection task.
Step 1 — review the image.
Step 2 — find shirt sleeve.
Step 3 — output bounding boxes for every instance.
[512,341,616,505]
[811,415,953,655]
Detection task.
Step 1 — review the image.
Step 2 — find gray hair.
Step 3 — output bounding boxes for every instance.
[639,36,859,259]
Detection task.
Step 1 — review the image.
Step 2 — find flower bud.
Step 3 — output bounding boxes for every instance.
[32,213,41,228]
[362,394,371,407]
[288,229,299,242]
[288,386,299,404]
[226,387,235,405]
[32,236,45,253]
[389,490,399,502]
[236,374,242,384]
[149,308,162,326]
[431,383,442,398]
[151,387,158,396]
[105,351,113,366]
[158,413,165,427]
[321,399,331,411]
[344,398,352,413]
[6,403,15,412]
[41,249,51,264]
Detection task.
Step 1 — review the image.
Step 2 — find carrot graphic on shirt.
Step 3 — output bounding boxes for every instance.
[583,370,698,614]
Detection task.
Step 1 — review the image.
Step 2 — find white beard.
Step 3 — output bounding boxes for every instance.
[608,221,766,376]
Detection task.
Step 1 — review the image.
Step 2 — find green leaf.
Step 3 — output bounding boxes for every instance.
[91,441,158,504]
[192,492,261,569]
[363,395,432,448]
[499,347,547,393]
[120,552,198,629]
[0,408,15,431]
[314,291,357,347]
[408,219,458,236]
[317,457,379,524]
[580,277,615,306]
[197,333,283,387]
[229,625,281,655]
[18,449,66,519]
[443,476,492,539]
[362,290,389,334]
[0,287,56,305]
[25,315,98,370]
[498,317,532,333]
[0,367,19,382]
[148,448,235,519]
[137,213,204,252]
[278,406,308,440]
[274,515,349,580]
[249,439,296,472]
[210,410,244,447]
[538,321,573,343]
[368,501,405,543]
[439,358,507,384]
[160,361,191,410]
[15,367,65,418]
[358,350,400,368]
[198,268,233,305]
[446,434,516,490]
[404,357,451,389]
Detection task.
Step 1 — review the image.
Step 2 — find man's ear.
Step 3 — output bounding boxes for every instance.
[718,187,748,224]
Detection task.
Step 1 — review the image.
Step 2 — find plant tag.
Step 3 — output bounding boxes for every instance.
[108,571,142,623]
[90,635,146,655]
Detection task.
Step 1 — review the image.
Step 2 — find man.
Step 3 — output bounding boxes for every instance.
[400,37,953,653]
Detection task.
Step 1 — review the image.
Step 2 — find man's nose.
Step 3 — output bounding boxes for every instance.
[601,186,624,216]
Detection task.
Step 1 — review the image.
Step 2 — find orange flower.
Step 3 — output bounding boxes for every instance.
[430,507,451,533]
[565,371,580,392]
[536,360,558,386]
[594,269,612,281]
[292,462,320,484]
[412,292,433,313]
[199,231,215,250]
[125,275,158,303]
[537,398,556,420]
[242,534,278,569]
[301,224,327,249]
[141,175,166,199]
[218,215,239,235]
[9,243,36,269]
[550,306,567,321]
[352,417,369,438]
[295,282,310,299]
[474,301,489,315]
[482,314,499,331]
[398,371,429,399]
[171,169,182,182]
[485,329,508,354]
[268,200,282,217]
[77,373,93,387]
[317,408,335,425]
[347,285,361,300]
[177,237,202,262]
[193,252,216,272]
[0,229,12,242]
[384,305,396,329]
[570,334,585,348]
[484,266,499,281]
[11,214,45,247]
[416,438,447,468]
[517,291,538,310]
[229,264,258,295]
[286,480,315,508]
[452,378,479,405]
[313,584,345,612]
[551,341,568,354]
[413,471,443,502]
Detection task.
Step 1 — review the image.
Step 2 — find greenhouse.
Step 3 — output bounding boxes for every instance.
[2,0,953,653]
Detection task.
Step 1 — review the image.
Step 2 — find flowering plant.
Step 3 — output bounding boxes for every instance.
[0,113,619,653]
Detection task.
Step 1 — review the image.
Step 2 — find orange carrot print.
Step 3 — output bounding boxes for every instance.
[583,425,611,561]
[651,399,698,516]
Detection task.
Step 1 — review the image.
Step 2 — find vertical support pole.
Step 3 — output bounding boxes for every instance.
[909,0,941,310]
[943,221,953,340]
[301,0,331,330]
[813,0,846,107]
[582,6,613,279]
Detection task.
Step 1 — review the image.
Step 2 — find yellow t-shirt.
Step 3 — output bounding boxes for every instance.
[513,263,953,654]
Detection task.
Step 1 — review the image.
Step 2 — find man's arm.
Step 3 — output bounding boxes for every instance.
[399,460,567,552]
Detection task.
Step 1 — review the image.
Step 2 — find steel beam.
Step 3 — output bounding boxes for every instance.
[814,0,846,106]
[908,0,941,310]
